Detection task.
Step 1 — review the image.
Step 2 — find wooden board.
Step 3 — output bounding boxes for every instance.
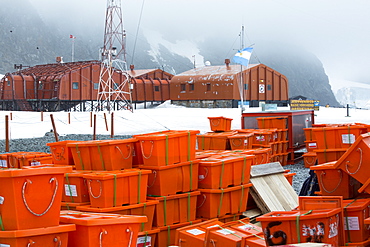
[250,170,298,214]
[250,162,285,177]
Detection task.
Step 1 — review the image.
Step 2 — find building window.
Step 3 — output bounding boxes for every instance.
[181,84,186,91]
[154,86,160,92]
[72,82,79,89]
[113,83,119,90]
[244,84,248,90]
[189,84,194,91]
[267,84,272,91]
[206,83,211,91]
[94,83,99,90]
[6,79,10,86]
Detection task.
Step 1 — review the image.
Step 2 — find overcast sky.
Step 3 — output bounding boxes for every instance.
[29,0,370,84]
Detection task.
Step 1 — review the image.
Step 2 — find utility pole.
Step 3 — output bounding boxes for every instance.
[97,0,133,112]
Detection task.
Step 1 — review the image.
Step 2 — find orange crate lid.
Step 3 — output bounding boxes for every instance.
[0,165,72,177]
[148,190,200,200]
[82,169,151,180]
[198,183,252,193]
[0,224,75,238]
[60,211,147,225]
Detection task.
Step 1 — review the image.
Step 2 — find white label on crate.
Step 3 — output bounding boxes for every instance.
[344,217,360,230]
[186,229,205,236]
[207,224,221,229]
[308,142,317,148]
[0,244,10,247]
[198,175,205,180]
[238,224,253,231]
[64,184,78,197]
[0,160,7,168]
[342,134,356,144]
[216,229,235,235]
[136,236,152,247]
[244,139,248,145]
[0,196,4,205]
[31,161,41,166]
[256,135,265,142]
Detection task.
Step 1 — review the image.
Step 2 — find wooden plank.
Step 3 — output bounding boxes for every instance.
[251,177,286,212]
[250,162,285,177]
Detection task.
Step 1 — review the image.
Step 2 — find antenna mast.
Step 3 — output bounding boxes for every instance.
[98,0,133,111]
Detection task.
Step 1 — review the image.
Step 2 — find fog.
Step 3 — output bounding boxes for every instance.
[29,0,370,85]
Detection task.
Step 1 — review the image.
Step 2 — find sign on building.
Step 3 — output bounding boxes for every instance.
[290,100,320,111]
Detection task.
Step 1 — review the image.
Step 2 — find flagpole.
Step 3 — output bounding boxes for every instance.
[71,38,75,62]
[240,26,244,113]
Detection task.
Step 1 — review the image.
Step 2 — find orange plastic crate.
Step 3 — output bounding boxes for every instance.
[83,169,151,208]
[225,218,266,247]
[47,140,76,165]
[142,160,199,196]
[228,133,254,150]
[155,219,202,247]
[256,116,288,129]
[60,211,147,247]
[252,130,274,145]
[62,171,94,203]
[343,198,370,244]
[198,155,253,189]
[284,171,295,185]
[311,162,360,199]
[67,139,136,171]
[197,132,235,150]
[137,228,160,247]
[0,166,72,230]
[175,219,223,247]
[76,200,158,231]
[0,224,75,247]
[208,116,233,132]
[205,225,251,247]
[257,208,342,247]
[196,183,252,219]
[334,133,370,194]
[148,190,200,227]
[242,148,271,165]
[302,152,317,168]
[8,152,52,168]
[135,130,199,166]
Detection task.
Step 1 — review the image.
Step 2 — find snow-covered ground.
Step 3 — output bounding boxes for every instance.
[0,101,369,140]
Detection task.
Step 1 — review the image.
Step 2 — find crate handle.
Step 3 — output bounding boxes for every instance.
[51,147,65,161]
[115,145,132,160]
[147,170,157,188]
[231,138,243,147]
[99,229,108,247]
[210,119,221,127]
[140,140,154,159]
[305,156,316,166]
[22,177,58,217]
[196,194,207,209]
[126,227,133,247]
[345,148,362,175]
[88,179,102,199]
[27,240,36,246]
[320,170,343,194]
[198,167,208,181]
[53,236,62,247]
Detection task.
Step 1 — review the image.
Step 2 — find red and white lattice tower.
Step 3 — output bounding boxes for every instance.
[98,0,132,111]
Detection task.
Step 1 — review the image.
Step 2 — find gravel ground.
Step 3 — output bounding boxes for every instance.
[0,134,311,193]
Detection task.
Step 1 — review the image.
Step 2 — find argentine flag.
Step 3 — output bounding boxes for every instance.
[233,47,253,67]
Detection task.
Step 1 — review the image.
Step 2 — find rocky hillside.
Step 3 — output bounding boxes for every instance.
[1,0,339,106]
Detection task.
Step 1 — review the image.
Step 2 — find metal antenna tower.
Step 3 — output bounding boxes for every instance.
[98,0,132,111]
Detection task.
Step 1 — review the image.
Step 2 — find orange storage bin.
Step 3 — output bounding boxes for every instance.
[208,116,233,132]
[252,130,273,145]
[228,133,254,150]
[0,154,9,168]
[198,155,253,189]
[335,125,367,148]
[302,152,317,168]
[60,211,147,247]
[205,225,251,247]
[311,162,360,199]
[334,133,370,194]
[67,139,136,171]
[0,224,75,247]
[47,140,76,165]
[242,148,271,165]
[148,191,200,227]
[175,219,223,247]
[312,127,338,149]
[137,228,160,247]
[62,171,94,203]
[315,148,347,164]
[225,218,266,247]
[135,130,199,166]
[77,200,158,231]
[284,171,295,185]
[83,169,150,208]
[155,219,202,247]
[256,116,288,129]
[8,152,52,168]
[0,166,72,230]
[196,183,252,219]
[143,160,199,196]
[257,208,342,247]
[343,199,370,244]
[197,132,235,150]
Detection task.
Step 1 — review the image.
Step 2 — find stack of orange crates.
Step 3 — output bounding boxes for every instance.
[0,165,76,246]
